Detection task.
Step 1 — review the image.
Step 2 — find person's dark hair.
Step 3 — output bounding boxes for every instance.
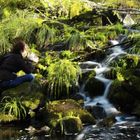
[12,39,25,54]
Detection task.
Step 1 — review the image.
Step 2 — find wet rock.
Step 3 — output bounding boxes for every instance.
[79,61,101,69]
[85,77,105,97]
[103,68,117,80]
[85,105,106,119]
[84,50,106,62]
[47,99,95,127]
[25,125,50,136]
[108,76,140,115]
[97,116,116,127]
[70,93,85,102]
[79,70,96,86]
[53,116,83,135]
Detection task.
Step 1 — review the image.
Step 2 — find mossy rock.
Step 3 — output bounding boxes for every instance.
[79,70,96,86]
[108,80,135,113]
[97,116,116,127]
[126,77,140,98]
[103,68,117,80]
[1,82,31,98]
[0,82,43,109]
[47,99,95,128]
[52,116,83,135]
[1,82,42,97]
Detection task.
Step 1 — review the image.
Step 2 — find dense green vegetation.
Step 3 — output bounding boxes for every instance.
[1,0,140,137]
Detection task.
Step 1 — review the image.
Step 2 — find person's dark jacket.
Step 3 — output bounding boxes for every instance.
[0,53,33,81]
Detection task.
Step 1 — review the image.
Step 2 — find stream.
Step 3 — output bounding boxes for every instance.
[1,36,140,140]
[76,38,140,140]
[79,40,125,116]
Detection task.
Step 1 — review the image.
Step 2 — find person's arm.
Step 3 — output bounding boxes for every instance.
[18,56,34,74]
[23,60,34,74]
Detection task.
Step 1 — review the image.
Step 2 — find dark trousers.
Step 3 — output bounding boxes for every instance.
[0,74,34,90]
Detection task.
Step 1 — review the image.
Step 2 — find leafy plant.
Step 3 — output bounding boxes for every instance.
[0,11,40,53]
[40,0,91,19]
[0,96,27,119]
[65,31,86,51]
[128,46,140,55]
[36,24,55,48]
[110,54,139,81]
[60,50,73,59]
[47,59,81,99]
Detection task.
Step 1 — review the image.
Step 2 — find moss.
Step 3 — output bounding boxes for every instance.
[0,82,43,107]
[53,116,83,135]
[108,79,140,113]
[22,99,40,110]
[47,99,81,112]
[78,109,95,124]
[97,116,116,127]
[47,99,95,128]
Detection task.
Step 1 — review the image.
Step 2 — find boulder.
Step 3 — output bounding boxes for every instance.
[0,82,43,124]
[85,104,107,119]
[53,116,83,135]
[46,99,95,135]
[85,77,105,97]
[108,77,140,114]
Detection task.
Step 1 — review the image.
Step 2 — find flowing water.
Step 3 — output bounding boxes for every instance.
[76,39,140,140]
[1,39,140,140]
[79,40,125,116]
[76,120,140,140]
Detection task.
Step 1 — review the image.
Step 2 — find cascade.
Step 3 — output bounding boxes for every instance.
[79,39,127,116]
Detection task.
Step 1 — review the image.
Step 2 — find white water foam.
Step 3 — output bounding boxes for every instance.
[78,40,125,116]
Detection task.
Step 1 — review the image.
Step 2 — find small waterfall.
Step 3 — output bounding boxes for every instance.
[103,80,112,98]
[79,61,102,73]
[95,75,112,98]
[104,40,126,65]
[79,39,126,116]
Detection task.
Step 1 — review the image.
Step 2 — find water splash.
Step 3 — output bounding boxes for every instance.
[78,39,126,116]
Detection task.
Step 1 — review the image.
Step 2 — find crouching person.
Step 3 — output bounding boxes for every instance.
[0,39,34,92]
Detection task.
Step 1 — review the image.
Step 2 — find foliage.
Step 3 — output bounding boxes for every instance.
[127,33,140,54]
[0,96,27,119]
[128,46,140,55]
[65,31,87,51]
[84,23,126,48]
[40,0,91,19]
[59,50,73,59]
[110,54,139,81]
[36,24,55,48]
[0,113,17,122]
[47,59,81,99]
[0,0,138,103]
[0,11,40,53]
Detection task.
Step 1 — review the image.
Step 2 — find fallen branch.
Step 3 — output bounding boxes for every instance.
[104,40,133,50]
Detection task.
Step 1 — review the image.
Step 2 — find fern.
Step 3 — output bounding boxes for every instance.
[36,24,55,48]
[65,31,86,51]
[47,59,81,99]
